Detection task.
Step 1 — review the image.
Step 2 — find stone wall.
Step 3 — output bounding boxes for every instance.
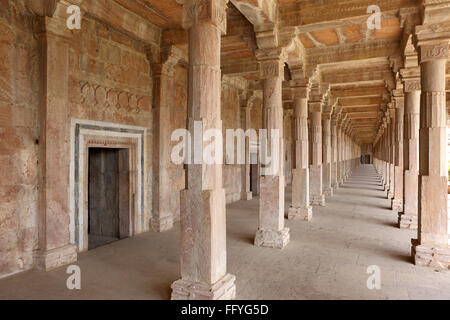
[68,16,154,234]
[0,0,40,278]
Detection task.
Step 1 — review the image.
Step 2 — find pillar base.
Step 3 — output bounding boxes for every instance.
[254,228,290,249]
[241,192,253,201]
[412,240,450,270]
[151,216,174,232]
[33,244,77,271]
[391,198,403,212]
[324,188,334,197]
[332,183,339,190]
[288,206,312,221]
[171,273,236,300]
[398,213,418,230]
[310,194,325,206]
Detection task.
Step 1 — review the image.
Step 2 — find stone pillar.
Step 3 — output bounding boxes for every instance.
[309,87,326,206]
[254,49,290,249]
[388,108,396,199]
[288,81,313,221]
[342,123,348,181]
[322,112,333,196]
[150,48,181,232]
[412,41,450,268]
[331,115,339,189]
[392,95,405,211]
[33,8,77,271]
[171,0,236,300]
[382,119,388,187]
[336,119,343,186]
[399,74,421,229]
[241,100,253,200]
[384,117,391,192]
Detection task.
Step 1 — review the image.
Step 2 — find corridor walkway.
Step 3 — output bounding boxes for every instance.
[1,165,449,300]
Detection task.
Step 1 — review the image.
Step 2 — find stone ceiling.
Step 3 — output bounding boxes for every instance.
[104,0,447,144]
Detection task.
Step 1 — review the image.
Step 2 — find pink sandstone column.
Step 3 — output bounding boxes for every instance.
[388,108,396,199]
[412,41,450,268]
[322,112,333,196]
[150,49,180,232]
[331,115,339,190]
[288,81,313,221]
[241,101,253,200]
[382,119,388,187]
[337,118,344,186]
[171,0,236,300]
[33,11,77,270]
[392,96,404,211]
[254,49,290,249]
[399,75,420,229]
[384,117,391,192]
[309,87,326,206]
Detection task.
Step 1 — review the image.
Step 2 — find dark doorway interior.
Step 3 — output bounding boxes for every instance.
[364,155,371,164]
[88,148,130,250]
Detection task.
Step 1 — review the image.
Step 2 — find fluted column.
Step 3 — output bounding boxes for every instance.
[322,112,333,196]
[399,74,421,229]
[150,48,181,232]
[254,49,290,249]
[309,86,326,206]
[331,115,339,189]
[288,80,313,221]
[171,0,236,300]
[241,100,253,200]
[412,40,450,269]
[387,108,396,199]
[384,116,391,192]
[336,119,343,186]
[392,95,405,211]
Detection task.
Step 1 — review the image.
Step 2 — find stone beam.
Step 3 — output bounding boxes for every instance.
[305,40,400,66]
[280,0,420,28]
[81,0,161,47]
[230,0,277,31]
[222,58,260,76]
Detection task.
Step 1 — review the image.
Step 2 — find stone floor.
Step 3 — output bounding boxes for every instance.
[1,165,450,300]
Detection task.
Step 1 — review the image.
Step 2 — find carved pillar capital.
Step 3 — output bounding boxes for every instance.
[256,48,286,79]
[419,42,450,63]
[181,0,229,33]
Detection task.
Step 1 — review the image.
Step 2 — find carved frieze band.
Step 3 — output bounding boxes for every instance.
[80,81,150,113]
